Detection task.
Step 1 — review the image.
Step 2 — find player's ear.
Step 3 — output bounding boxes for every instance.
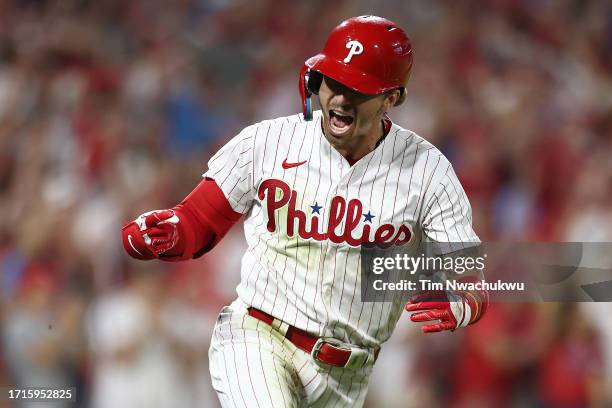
[394,88,407,106]
[384,89,402,110]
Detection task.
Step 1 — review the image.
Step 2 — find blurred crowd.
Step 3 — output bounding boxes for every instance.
[0,0,611,407]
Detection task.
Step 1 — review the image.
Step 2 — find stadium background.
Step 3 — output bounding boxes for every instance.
[0,0,611,406]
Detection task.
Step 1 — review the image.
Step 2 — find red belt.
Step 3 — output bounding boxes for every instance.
[247,307,379,369]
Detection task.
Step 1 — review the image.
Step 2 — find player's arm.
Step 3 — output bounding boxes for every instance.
[405,163,488,333]
[121,177,241,261]
[121,123,257,262]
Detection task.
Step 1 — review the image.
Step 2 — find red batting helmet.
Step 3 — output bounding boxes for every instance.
[299,15,413,120]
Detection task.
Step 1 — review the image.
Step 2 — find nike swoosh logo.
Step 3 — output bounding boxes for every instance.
[282,159,307,169]
[127,235,144,256]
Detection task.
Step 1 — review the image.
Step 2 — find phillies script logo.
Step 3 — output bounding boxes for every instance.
[258,179,412,247]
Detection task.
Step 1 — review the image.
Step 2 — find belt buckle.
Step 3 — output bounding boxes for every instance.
[311,337,375,369]
[311,337,347,364]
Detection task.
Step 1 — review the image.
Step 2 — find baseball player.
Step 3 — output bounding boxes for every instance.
[121,15,488,408]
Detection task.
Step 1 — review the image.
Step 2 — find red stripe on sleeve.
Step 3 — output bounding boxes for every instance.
[158,178,242,261]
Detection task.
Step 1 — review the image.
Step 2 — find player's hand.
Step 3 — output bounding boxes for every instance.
[121,209,180,260]
[405,290,469,333]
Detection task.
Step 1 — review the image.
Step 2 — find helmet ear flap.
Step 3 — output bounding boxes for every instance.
[299,66,313,121]
[299,68,324,121]
[306,70,322,95]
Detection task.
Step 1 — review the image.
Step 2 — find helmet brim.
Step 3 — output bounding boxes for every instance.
[305,54,398,96]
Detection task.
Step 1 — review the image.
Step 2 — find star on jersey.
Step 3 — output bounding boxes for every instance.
[310,202,322,214]
[363,211,375,223]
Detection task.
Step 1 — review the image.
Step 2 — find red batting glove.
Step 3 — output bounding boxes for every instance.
[405,290,471,333]
[121,210,180,260]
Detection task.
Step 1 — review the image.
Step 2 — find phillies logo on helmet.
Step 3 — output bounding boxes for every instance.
[258,179,412,248]
[343,40,364,63]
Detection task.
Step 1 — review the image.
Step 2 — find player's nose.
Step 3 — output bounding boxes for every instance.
[330,92,353,109]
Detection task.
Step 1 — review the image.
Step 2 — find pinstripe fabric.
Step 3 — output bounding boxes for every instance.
[205,110,479,407]
[209,299,372,408]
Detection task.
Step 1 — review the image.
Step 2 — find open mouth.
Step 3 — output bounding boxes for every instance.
[329,110,354,134]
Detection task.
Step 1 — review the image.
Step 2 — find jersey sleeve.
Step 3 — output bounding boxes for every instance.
[421,164,480,246]
[203,125,257,214]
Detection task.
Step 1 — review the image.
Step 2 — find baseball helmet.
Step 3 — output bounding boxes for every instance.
[299,15,413,120]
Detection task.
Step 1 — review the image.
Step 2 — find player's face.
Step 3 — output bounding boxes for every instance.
[318,76,397,157]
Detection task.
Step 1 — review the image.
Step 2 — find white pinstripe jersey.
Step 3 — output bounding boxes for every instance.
[204,110,479,348]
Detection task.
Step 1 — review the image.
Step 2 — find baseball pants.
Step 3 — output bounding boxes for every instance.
[208,299,374,408]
